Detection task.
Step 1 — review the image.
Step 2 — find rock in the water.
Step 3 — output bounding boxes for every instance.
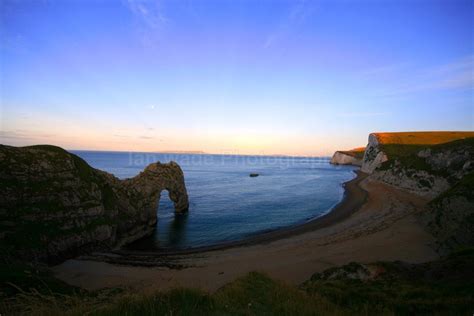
[249,173,259,177]
[0,144,189,263]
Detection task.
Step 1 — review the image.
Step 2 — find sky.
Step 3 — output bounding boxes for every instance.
[0,0,473,156]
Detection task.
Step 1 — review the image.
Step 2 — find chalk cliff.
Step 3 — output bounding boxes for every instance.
[361,132,474,197]
[330,147,365,166]
[0,144,189,263]
[331,132,474,253]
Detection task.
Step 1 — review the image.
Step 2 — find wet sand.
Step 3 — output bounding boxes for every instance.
[53,173,438,292]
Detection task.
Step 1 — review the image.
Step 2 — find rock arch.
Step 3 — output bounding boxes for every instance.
[125,161,189,221]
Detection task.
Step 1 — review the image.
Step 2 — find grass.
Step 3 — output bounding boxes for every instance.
[0,144,125,261]
[2,250,474,315]
[373,131,474,145]
[378,137,474,176]
[302,249,474,315]
[430,172,474,203]
[1,271,347,316]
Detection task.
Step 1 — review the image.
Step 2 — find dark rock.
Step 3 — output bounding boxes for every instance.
[249,173,259,177]
[0,144,189,264]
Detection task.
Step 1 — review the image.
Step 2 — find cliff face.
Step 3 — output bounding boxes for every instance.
[330,148,365,166]
[332,132,474,253]
[0,145,189,263]
[361,132,474,197]
[360,133,388,173]
[357,132,474,253]
[361,132,474,175]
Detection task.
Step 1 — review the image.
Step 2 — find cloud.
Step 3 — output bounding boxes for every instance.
[366,55,474,97]
[337,112,390,118]
[359,63,410,78]
[125,0,168,30]
[124,0,169,48]
[0,130,55,141]
[263,0,317,49]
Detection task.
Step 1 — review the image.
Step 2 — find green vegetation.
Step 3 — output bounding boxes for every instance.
[303,249,474,315]
[431,172,474,203]
[2,250,473,315]
[0,144,124,260]
[378,137,474,176]
[423,172,474,253]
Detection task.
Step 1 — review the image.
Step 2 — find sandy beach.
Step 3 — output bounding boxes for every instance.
[53,173,439,292]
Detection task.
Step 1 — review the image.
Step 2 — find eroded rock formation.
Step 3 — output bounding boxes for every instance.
[0,144,189,263]
[330,148,365,166]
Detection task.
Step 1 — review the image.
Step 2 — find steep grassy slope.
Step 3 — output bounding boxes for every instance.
[378,137,474,176]
[422,172,474,253]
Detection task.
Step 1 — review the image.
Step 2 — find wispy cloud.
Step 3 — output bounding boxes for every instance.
[364,55,474,97]
[125,0,168,30]
[337,112,391,118]
[263,0,317,49]
[0,130,55,141]
[123,0,168,48]
[359,63,410,78]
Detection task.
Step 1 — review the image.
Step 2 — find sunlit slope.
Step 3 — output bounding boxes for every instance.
[373,131,474,145]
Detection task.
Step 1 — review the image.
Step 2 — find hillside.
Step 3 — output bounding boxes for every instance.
[331,132,474,254]
[2,249,473,315]
[361,131,474,174]
[0,145,189,263]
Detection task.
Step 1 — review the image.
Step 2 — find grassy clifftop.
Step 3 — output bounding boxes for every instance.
[373,131,474,146]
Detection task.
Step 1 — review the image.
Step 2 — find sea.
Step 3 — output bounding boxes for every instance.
[71,151,357,250]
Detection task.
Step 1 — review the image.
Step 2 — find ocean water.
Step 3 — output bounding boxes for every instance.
[71,151,356,250]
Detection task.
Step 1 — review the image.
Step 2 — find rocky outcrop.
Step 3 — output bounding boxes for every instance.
[330,147,365,166]
[330,152,363,166]
[356,132,474,252]
[361,133,388,173]
[361,132,474,174]
[421,173,474,254]
[0,144,189,263]
[359,132,474,197]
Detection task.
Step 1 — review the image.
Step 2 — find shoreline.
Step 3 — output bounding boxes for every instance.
[113,170,369,257]
[55,172,438,292]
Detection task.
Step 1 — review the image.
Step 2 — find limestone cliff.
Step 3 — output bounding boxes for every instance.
[0,144,189,263]
[360,132,474,197]
[360,133,388,173]
[330,147,365,166]
[331,132,474,253]
[356,132,474,253]
[361,131,474,174]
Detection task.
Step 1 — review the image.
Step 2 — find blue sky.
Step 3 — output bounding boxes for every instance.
[1,0,473,155]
